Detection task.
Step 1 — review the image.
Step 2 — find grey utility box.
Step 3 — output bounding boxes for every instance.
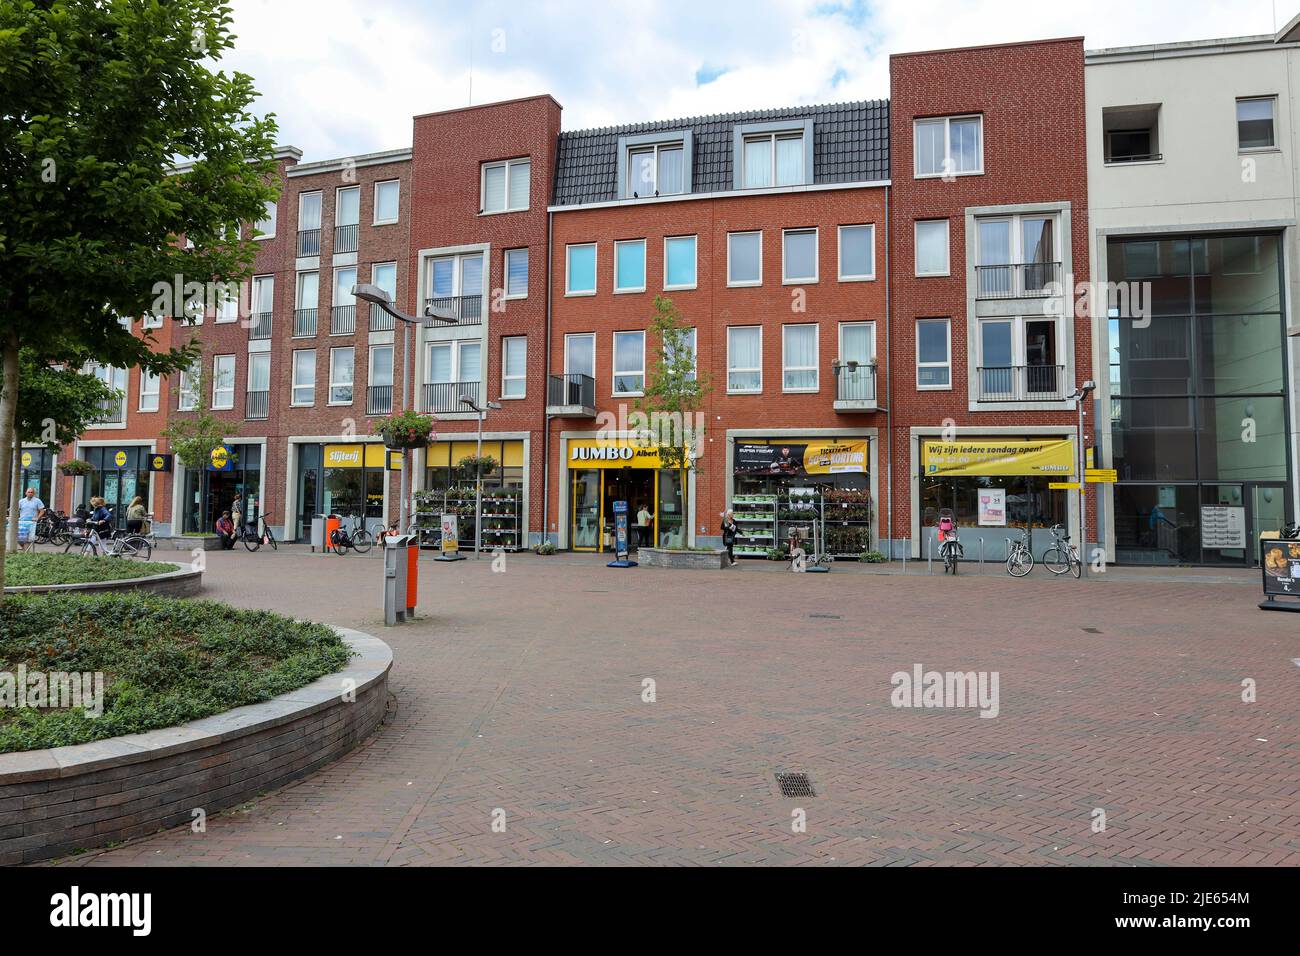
[383,533,413,626]
[310,514,327,552]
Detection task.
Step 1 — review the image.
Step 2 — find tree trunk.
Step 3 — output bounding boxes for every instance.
[0,333,21,596]
[6,434,19,553]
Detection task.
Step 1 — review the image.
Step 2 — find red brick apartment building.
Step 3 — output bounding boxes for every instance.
[26,37,1094,559]
[888,37,1095,561]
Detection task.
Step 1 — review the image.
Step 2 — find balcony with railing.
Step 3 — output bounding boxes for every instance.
[974,261,1062,300]
[976,364,1068,402]
[331,304,356,335]
[297,228,320,257]
[334,223,358,254]
[248,311,273,340]
[832,363,878,411]
[422,381,481,414]
[424,294,483,326]
[96,392,126,426]
[546,373,596,417]
[293,308,317,337]
[246,389,270,420]
[368,303,395,332]
[367,384,393,416]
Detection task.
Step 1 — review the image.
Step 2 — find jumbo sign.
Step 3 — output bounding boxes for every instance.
[568,440,674,469]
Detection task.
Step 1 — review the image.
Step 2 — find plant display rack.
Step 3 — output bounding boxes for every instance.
[414,486,521,552]
[731,494,778,557]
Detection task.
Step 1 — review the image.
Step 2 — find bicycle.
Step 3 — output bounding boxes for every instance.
[238,514,278,552]
[35,510,71,547]
[104,528,153,561]
[328,515,373,556]
[939,530,963,574]
[1042,523,1081,578]
[1005,527,1034,577]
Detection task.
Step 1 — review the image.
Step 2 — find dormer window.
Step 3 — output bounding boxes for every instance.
[732,119,814,189]
[616,131,693,200]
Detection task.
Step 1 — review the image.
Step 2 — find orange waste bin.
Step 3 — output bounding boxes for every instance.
[325,515,341,553]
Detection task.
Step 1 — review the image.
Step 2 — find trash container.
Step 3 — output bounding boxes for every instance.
[310,514,326,552]
[325,514,341,553]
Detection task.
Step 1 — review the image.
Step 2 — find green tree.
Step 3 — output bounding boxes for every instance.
[163,373,239,534]
[0,0,279,591]
[636,296,712,546]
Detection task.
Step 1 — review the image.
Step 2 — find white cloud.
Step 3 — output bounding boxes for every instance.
[221,0,1288,158]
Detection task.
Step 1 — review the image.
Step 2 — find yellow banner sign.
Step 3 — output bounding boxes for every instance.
[1085,469,1117,484]
[923,440,1074,477]
[1049,482,1081,490]
[323,444,389,469]
[568,439,678,470]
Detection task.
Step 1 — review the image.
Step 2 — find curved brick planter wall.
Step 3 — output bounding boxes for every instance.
[638,547,730,570]
[0,627,391,865]
[3,561,203,599]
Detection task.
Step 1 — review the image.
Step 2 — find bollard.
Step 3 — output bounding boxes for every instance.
[902,542,908,575]
[928,535,934,575]
[979,537,984,574]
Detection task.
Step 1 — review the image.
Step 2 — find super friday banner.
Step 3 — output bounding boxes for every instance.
[734,441,868,477]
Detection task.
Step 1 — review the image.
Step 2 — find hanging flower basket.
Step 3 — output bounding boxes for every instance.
[58,458,94,477]
[456,454,497,477]
[375,410,435,449]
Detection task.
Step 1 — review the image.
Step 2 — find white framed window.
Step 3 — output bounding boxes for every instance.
[481,157,530,213]
[613,330,646,395]
[838,224,876,281]
[427,252,484,305]
[916,318,951,390]
[373,179,400,225]
[975,214,1059,296]
[329,347,354,405]
[782,323,819,392]
[254,200,276,239]
[336,185,360,227]
[291,349,315,406]
[976,315,1063,399]
[371,261,396,300]
[743,132,804,188]
[665,327,697,381]
[369,345,394,388]
[138,369,160,412]
[627,142,685,197]
[177,361,199,411]
[212,354,235,409]
[664,235,697,290]
[505,248,529,299]
[216,284,240,323]
[565,333,595,378]
[248,352,270,394]
[426,340,481,385]
[839,321,876,367]
[914,115,983,178]
[727,326,762,393]
[782,228,818,284]
[1237,96,1277,150]
[915,220,950,277]
[502,336,527,399]
[615,240,647,293]
[727,231,762,287]
[334,266,357,305]
[299,191,322,231]
[566,243,597,296]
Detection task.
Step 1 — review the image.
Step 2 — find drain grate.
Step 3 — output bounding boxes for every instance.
[809,613,842,620]
[775,771,816,798]
[1081,627,1102,634]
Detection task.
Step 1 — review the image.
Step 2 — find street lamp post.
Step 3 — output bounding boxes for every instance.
[351,283,454,534]
[460,396,502,560]
[1071,380,1097,580]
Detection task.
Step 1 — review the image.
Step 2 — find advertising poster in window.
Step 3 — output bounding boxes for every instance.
[978,488,1007,526]
[734,441,867,477]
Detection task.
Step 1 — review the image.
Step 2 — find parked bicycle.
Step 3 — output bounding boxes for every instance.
[937,510,963,574]
[68,525,152,560]
[1043,523,1081,578]
[1005,527,1034,577]
[239,514,279,552]
[328,515,373,556]
[34,510,71,547]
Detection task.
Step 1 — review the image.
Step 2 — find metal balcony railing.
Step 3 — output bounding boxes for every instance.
[974,261,1062,299]
[422,381,480,414]
[334,223,358,254]
[245,389,269,420]
[547,373,595,410]
[835,363,877,403]
[248,311,272,340]
[331,304,356,335]
[96,392,125,425]
[424,294,483,326]
[297,228,320,257]
[368,303,395,331]
[976,364,1068,402]
[366,384,393,416]
[293,308,317,337]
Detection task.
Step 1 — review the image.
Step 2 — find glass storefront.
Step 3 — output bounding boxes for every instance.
[1107,232,1290,564]
[81,446,151,529]
[294,443,393,540]
[423,439,524,493]
[18,447,54,506]
[181,443,261,534]
[565,439,687,551]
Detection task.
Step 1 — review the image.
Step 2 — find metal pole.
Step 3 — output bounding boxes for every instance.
[1078,394,1087,580]
[398,322,411,534]
[928,535,934,574]
[979,536,984,574]
[474,409,483,560]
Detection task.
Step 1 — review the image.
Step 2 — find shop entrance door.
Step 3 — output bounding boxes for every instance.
[601,469,655,552]
[1249,482,1289,567]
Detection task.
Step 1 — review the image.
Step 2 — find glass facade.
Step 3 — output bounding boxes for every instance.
[1107,232,1289,564]
[19,447,54,506]
[81,446,152,529]
[182,443,261,534]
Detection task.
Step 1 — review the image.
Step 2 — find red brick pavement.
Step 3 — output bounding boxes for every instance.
[48,548,1300,866]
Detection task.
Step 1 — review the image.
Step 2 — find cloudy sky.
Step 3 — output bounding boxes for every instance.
[221,0,1288,160]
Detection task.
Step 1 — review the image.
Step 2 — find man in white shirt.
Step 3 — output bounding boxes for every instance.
[16,487,45,552]
[635,503,654,549]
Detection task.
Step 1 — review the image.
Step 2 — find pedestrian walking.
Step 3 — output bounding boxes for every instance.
[16,487,45,553]
[721,509,738,566]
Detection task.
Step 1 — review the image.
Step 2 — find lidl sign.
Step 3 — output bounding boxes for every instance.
[114,450,128,468]
[208,444,234,472]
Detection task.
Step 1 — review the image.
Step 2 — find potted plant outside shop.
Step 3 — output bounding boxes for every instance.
[376,410,434,449]
[57,458,94,478]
